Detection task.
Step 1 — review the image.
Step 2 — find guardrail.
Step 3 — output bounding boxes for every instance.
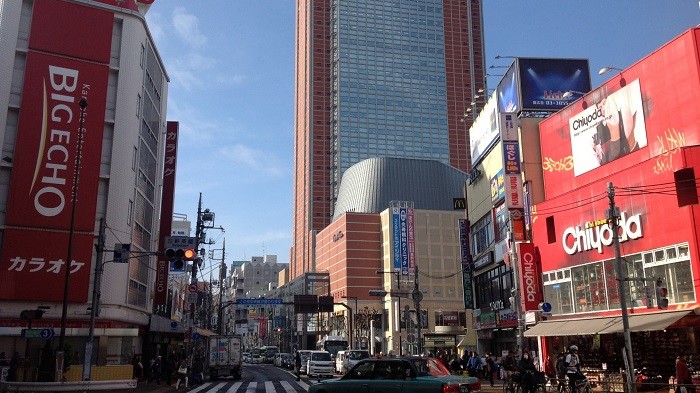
[0,379,137,392]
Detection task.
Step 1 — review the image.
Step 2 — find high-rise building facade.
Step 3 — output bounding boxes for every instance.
[292,0,485,278]
[0,0,169,370]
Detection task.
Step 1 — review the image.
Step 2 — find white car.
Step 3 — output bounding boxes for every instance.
[251,353,263,364]
[306,350,334,378]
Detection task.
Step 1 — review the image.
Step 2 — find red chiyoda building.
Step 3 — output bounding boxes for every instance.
[529,28,700,377]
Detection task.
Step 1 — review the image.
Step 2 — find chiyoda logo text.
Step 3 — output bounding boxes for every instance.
[562,212,642,255]
[521,250,537,302]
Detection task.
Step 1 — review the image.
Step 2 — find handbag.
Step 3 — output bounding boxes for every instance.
[178,366,187,374]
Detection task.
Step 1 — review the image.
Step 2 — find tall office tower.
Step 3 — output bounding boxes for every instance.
[292,0,485,277]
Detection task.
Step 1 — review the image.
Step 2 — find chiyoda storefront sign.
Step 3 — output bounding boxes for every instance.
[562,211,643,255]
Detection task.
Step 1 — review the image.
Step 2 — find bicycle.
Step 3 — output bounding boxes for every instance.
[559,374,592,393]
[503,371,548,393]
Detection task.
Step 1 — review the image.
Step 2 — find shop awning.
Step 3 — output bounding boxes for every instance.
[524,310,691,337]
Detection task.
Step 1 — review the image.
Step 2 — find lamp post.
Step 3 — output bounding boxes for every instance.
[376,270,403,354]
[58,97,87,372]
[341,296,357,349]
[21,308,47,381]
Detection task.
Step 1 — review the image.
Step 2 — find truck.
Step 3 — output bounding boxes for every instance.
[208,335,243,380]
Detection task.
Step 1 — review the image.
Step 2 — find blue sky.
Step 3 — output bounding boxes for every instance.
[144,1,699,275]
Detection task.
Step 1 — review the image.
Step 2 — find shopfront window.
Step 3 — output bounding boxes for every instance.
[541,242,695,315]
[571,262,607,312]
[543,277,573,314]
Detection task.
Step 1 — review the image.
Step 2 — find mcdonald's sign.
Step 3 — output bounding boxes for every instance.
[453,198,466,210]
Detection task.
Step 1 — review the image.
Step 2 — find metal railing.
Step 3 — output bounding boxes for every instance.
[0,379,137,392]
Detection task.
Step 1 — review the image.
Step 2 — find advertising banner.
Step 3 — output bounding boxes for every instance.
[461,263,474,310]
[504,174,524,210]
[469,91,499,165]
[155,122,179,304]
[1,0,112,301]
[490,169,505,204]
[400,208,409,275]
[497,63,520,113]
[503,141,521,174]
[499,113,519,142]
[407,208,415,274]
[518,243,542,312]
[0,229,93,301]
[517,58,591,112]
[29,0,113,63]
[569,79,648,176]
[392,207,401,271]
[458,219,469,264]
[5,53,108,230]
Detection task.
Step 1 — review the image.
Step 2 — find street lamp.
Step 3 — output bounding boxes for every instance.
[21,307,49,382]
[599,66,624,75]
[562,90,588,99]
[58,97,87,371]
[341,296,357,349]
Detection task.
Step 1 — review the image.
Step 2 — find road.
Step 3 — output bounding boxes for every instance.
[127,363,332,393]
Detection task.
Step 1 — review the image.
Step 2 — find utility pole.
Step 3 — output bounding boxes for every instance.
[83,218,105,380]
[607,182,636,393]
[412,265,422,355]
[189,193,203,357]
[217,240,227,334]
[508,211,525,356]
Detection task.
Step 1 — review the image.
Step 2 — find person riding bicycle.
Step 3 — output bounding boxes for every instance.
[518,351,539,393]
[565,345,584,392]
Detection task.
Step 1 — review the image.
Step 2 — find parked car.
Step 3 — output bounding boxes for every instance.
[336,350,370,374]
[251,353,264,364]
[283,353,295,369]
[243,352,251,363]
[307,350,334,378]
[309,356,482,393]
[298,350,312,375]
[274,352,291,367]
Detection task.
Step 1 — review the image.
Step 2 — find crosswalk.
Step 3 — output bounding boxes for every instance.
[183,379,310,393]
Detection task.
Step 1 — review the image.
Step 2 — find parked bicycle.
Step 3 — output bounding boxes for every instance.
[503,371,548,393]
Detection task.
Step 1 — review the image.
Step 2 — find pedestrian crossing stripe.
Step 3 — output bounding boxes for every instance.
[181,379,308,393]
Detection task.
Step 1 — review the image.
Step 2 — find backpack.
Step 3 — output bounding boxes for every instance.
[555,356,567,375]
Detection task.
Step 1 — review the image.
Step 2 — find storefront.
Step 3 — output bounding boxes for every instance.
[528,27,700,380]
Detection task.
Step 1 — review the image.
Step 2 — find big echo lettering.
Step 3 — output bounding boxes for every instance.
[33,66,81,217]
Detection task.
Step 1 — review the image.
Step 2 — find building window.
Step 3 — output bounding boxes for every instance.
[474,265,513,310]
[136,93,141,117]
[471,213,493,256]
[140,44,145,68]
[542,243,694,315]
[127,200,133,225]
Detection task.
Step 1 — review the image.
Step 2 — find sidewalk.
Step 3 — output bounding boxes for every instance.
[131,381,180,393]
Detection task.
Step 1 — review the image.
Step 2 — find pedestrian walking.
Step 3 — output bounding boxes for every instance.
[485,353,497,387]
[174,356,189,389]
[147,355,162,385]
[294,350,302,381]
[676,355,696,393]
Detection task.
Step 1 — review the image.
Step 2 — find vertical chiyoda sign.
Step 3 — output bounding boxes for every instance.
[517,243,542,312]
[0,0,112,301]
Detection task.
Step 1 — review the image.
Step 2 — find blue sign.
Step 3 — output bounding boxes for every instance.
[170,321,178,330]
[517,58,591,112]
[192,332,201,341]
[540,302,553,313]
[40,328,55,340]
[236,298,283,306]
[392,208,401,271]
[400,208,409,275]
[497,63,519,113]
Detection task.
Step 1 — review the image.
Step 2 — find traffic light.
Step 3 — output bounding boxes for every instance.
[655,278,669,310]
[165,246,196,272]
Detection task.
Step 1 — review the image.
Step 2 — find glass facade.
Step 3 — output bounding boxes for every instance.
[542,243,695,315]
[330,0,449,193]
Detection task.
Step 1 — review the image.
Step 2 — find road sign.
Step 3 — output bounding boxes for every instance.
[192,332,201,341]
[113,243,131,263]
[188,283,198,293]
[40,329,55,340]
[187,293,197,304]
[21,328,55,339]
[236,298,283,306]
